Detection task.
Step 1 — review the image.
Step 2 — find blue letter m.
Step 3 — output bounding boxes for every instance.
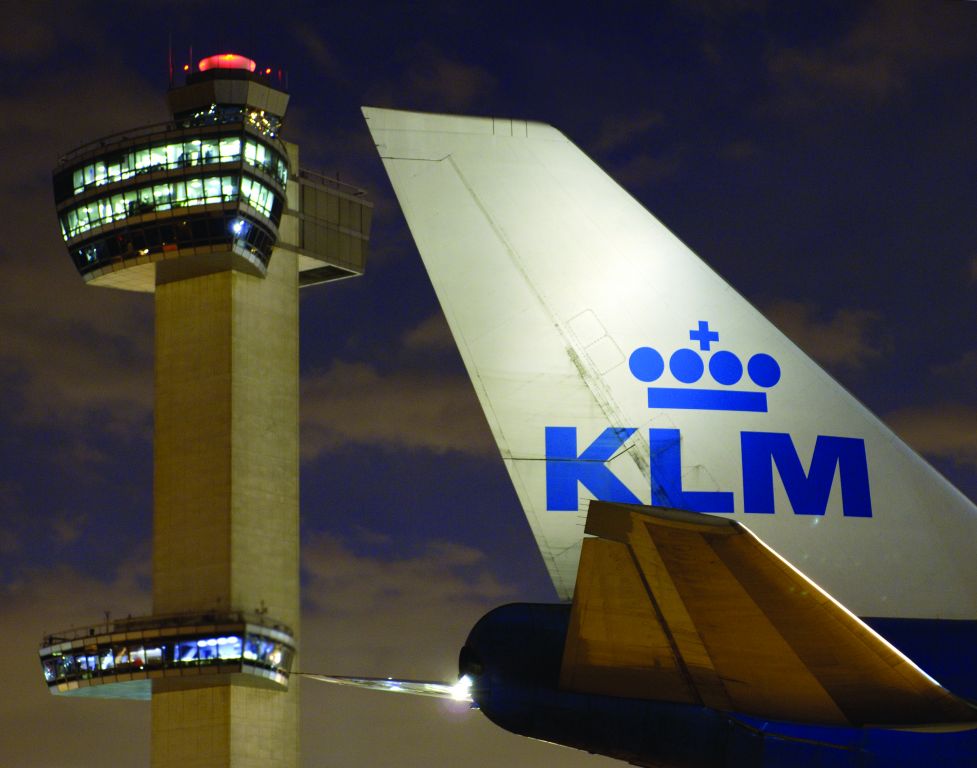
[741,432,872,517]
[545,427,641,511]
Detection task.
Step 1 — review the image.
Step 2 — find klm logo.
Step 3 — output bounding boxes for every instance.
[545,322,873,517]
[629,320,781,412]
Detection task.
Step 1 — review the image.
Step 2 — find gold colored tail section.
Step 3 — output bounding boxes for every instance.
[561,502,977,727]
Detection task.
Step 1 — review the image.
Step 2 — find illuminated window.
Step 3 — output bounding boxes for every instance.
[66,135,286,196]
[201,139,219,163]
[134,147,152,173]
[130,647,146,669]
[176,641,198,662]
[204,177,223,202]
[41,623,295,695]
[240,176,275,216]
[197,638,219,661]
[185,139,202,166]
[61,175,279,241]
[220,137,241,161]
[57,655,76,678]
[218,636,243,660]
[153,184,172,211]
[186,177,204,202]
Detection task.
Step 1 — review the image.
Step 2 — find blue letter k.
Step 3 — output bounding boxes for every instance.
[545,427,641,511]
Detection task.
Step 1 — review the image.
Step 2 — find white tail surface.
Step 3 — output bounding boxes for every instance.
[363,107,976,618]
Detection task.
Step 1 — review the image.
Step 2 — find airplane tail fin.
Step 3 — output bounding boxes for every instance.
[362,107,977,618]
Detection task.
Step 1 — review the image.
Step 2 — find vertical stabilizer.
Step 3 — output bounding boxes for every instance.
[363,107,977,618]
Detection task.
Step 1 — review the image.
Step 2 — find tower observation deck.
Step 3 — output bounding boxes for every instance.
[41,53,371,767]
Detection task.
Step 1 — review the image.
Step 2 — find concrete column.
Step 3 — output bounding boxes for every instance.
[151,247,299,767]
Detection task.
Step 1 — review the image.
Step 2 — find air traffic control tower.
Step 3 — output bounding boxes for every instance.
[38,53,371,766]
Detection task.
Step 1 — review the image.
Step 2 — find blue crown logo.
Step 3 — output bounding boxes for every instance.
[628,321,780,413]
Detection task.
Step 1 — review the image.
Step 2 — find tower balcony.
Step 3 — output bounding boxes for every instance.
[39,611,296,700]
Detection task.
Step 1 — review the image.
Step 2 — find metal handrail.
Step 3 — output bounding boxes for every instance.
[57,120,288,170]
[298,167,369,198]
[41,609,291,646]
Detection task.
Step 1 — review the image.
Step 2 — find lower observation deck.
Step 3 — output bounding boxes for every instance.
[39,612,295,700]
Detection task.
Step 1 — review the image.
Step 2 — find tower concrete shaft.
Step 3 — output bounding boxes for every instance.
[151,249,299,766]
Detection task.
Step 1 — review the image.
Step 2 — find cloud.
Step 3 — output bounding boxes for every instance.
[50,511,91,547]
[302,533,513,678]
[0,276,153,430]
[0,3,83,63]
[364,48,497,112]
[0,529,18,556]
[0,528,559,767]
[936,349,977,381]
[292,25,346,84]
[301,313,493,458]
[0,533,598,768]
[0,59,163,437]
[610,149,684,189]
[592,111,679,189]
[0,254,152,431]
[401,312,456,353]
[0,558,150,766]
[769,45,898,103]
[767,0,974,105]
[299,535,611,768]
[406,54,497,112]
[0,73,167,194]
[885,404,977,470]
[301,359,494,459]
[593,110,664,153]
[764,299,885,370]
[931,349,977,403]
[720,139,759,162]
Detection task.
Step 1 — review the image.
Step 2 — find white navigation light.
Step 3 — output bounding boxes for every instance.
[450,675,473,702]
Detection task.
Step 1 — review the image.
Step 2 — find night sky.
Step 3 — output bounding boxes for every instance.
[2,1,976,765]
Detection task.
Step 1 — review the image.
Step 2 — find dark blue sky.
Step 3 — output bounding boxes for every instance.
[1,1,975,765]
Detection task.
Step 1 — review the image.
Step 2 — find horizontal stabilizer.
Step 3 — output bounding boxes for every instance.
[560,501,977,727]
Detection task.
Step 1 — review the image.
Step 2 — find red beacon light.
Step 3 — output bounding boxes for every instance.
[197,53,257,73]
